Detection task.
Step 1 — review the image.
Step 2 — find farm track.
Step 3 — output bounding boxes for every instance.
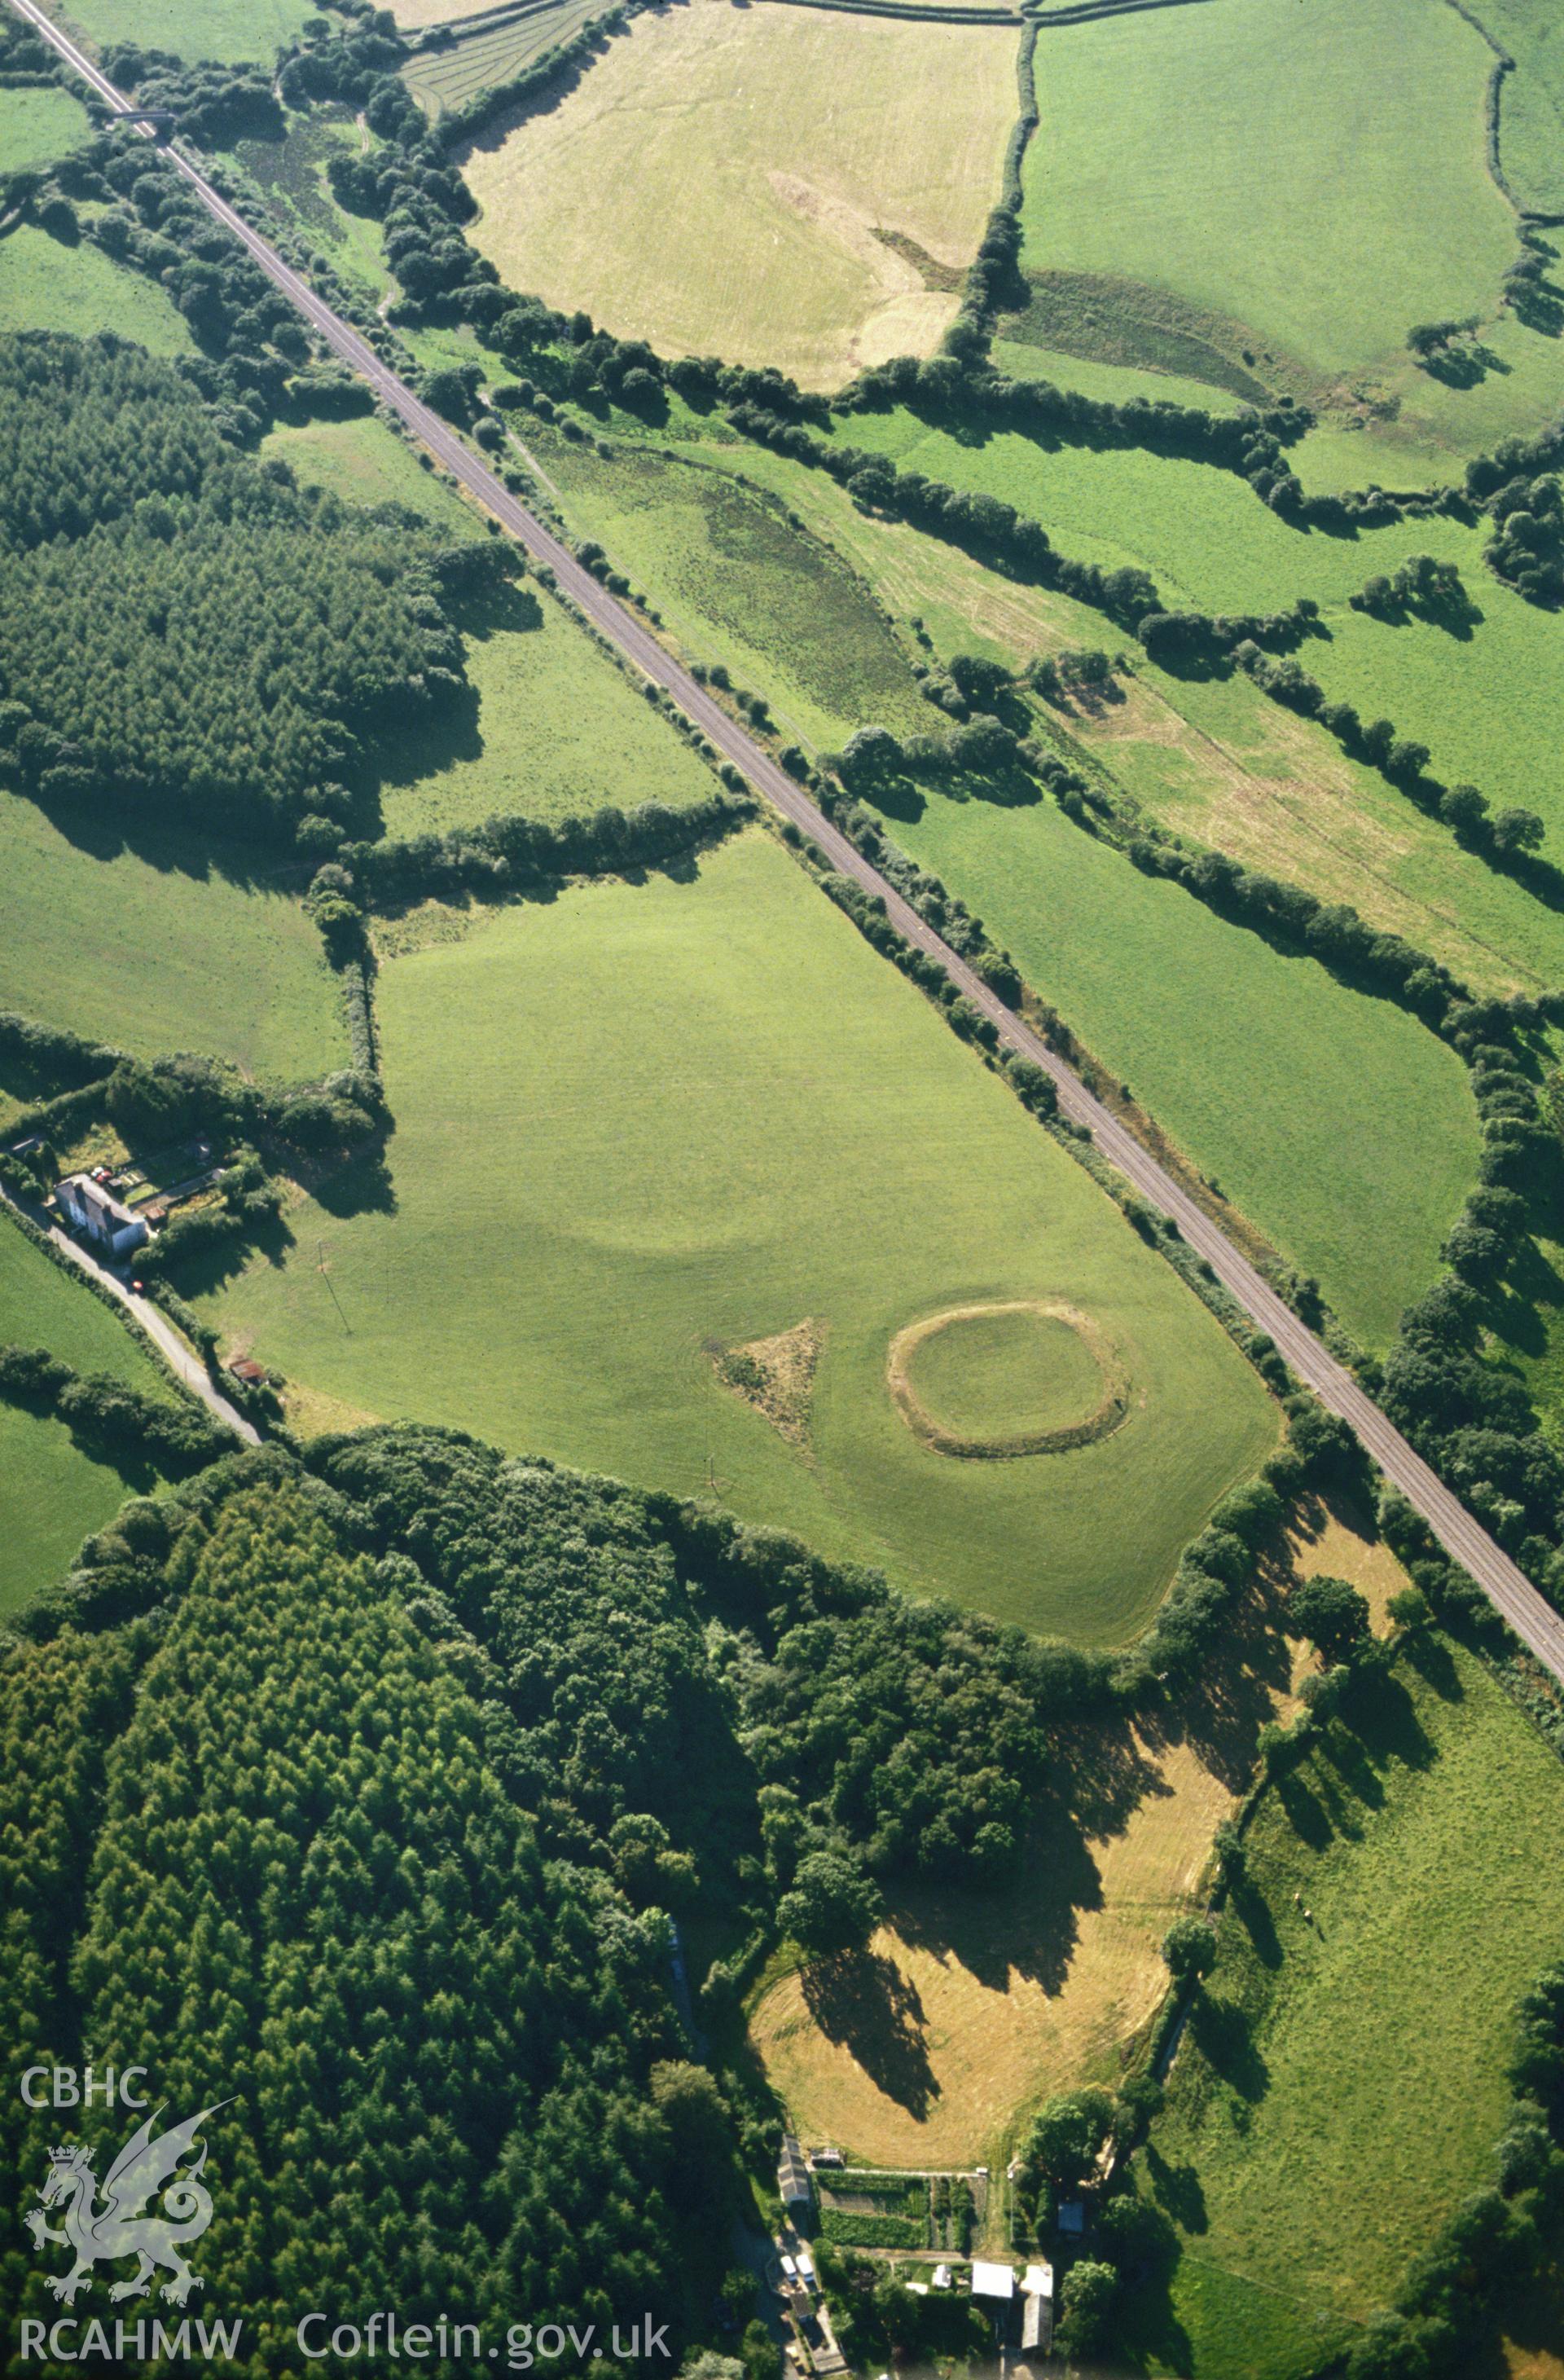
[15,0,1564,1683]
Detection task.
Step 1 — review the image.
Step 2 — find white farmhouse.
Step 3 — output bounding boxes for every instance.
[55,1173,148,1259]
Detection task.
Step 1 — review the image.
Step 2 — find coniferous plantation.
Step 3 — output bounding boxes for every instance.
[0,338,472,840]
[6,0,1564,2375]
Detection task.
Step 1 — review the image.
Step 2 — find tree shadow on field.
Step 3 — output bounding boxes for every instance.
[1188,1992,1269,2104]
[799,1949,940,2120]
[1227,1872,1281,1970]
[312,1146,398,1220]
[1400,1624,1464,1703]
[1144,2141,1208,2237]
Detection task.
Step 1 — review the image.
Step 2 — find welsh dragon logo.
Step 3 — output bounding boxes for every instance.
[25,2102,228,2307]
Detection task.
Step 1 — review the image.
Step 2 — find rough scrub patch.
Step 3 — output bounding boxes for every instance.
[714,1317,824,1448]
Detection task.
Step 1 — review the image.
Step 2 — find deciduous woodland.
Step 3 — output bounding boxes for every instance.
[4,0,1564,2371]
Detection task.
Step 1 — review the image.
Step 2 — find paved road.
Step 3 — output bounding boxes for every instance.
[1,1187,261,1445]
[17,0,1564,1682]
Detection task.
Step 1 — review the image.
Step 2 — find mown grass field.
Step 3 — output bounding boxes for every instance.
[460,0,1018,387]
[752,1729,1237,2170]
[0,791,345,1084]
[863,784,1479,1349]
[402,0,601,118]
[1021,0,1513,389]
[528,420,934,749]
[0,1218,172,1617]
[376,579,723,836]
[0,226,195,350]
[1079,655,1564,1004]
[0,83,88,170]
[44,0,314,64]
[199,829,1277,1641]
[1122,1639,1564,2379]
[393,0,498,23]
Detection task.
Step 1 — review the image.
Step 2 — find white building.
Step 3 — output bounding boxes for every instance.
[55,1173,148,1259]
[1021,2263,1054,2356]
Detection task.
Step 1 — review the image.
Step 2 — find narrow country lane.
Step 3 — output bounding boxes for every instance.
[13,0,1564,1680]
[0,1185,261,1444]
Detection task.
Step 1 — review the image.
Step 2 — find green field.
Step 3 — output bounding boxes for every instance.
[826,403,1468,619]
[0,791,345,1084]
[993,332,1250,417]
[903,1304,1105,1441]
[0,227,195,351]
[198,829,1277,1641]
[1122,1640,1564,2378]
[0,82,89,169]
[1022,0,1513,388]
[822,403,1564,929]
[376,581,723,838]
[525,421,934,750]
[1468,0,1564,212]
[1089,657,1564,1004]
[261,411,474,530]
[44,0,314,64]
[859,782,1480,1349]
[402,0,603,120]
[0,1217,171,1616]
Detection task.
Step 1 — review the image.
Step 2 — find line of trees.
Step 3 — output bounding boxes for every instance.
[0,1343,231,1476]
[345,787,752,908]
[1228,634,1548,872]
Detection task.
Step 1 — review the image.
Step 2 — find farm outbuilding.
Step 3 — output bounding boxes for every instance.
[777,2135,812,2214]
[969,2261,1014,2301]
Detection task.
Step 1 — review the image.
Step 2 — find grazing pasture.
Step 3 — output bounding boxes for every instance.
[0,791,345,1084]
[42,0,314,64]
[459,0,1019,386]
[0,226,194,351]
[540,413,1564,1001]
[0,83,88,170]
[1121,1640,1564,2378]
[1021,0,1513,388]
[0,1218,172,1616]
[1466,0,1564,213]
[823,405,1564,953]
[858,783,1479,1349]
[198,829,1276,1642]
[376,581,723,836]
[993,332,1250,417]
[1075,656,1564,1003]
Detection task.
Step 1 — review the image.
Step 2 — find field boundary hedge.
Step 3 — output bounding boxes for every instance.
[756,0,1022,23]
